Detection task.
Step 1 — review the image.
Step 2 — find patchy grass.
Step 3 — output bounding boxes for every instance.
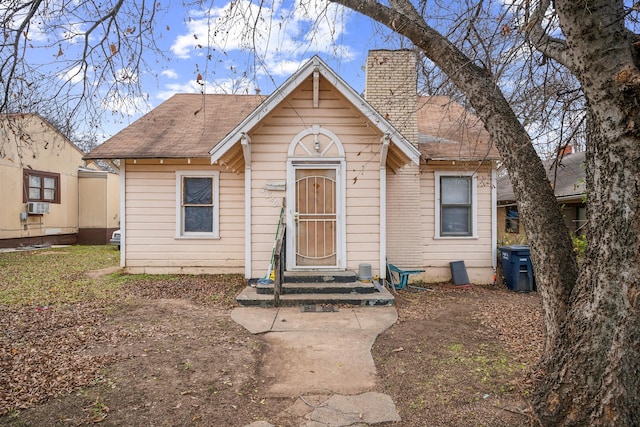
[373,285,542,425]
[1,247,542,426]
[0,246,248,418]
[0,246,120,306]
[0,247,246,309]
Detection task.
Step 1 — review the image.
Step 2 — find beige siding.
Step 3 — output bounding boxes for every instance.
[418,161,496,283]
[123,159,244,273]
[248,78,383,277]
[0,115,84,243]
[116,75,496,282]
[78,170,119,229]
[386,164,422,268]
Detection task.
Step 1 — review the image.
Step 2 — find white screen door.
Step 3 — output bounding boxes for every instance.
[294,168,337,267]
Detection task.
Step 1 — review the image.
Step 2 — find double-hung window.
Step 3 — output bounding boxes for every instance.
[435,172,477,238]
[23,170,60,203]
[176,171,219,238]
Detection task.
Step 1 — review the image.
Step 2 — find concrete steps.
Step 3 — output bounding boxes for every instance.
[237,272,394,307]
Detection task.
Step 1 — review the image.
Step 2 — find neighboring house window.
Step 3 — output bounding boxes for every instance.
[23,170,60,203]
[435,172,477,238]
[175,171,219,238]
[575,206,586,234]
[506,206,520,233]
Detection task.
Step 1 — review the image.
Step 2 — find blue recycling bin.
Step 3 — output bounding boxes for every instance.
[499,245,535,292]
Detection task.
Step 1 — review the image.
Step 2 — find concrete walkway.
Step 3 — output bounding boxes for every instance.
[231,306,402,426]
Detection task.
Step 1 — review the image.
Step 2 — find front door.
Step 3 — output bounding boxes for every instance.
[293,167,338,268]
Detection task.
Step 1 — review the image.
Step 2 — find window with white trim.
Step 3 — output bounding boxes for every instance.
[435,172,477,238]
[176,171,219,238]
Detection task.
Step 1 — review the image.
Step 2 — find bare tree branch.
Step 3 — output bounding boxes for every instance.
[523,0,570,66]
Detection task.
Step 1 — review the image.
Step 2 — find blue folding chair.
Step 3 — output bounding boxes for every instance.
[386,263,426,292]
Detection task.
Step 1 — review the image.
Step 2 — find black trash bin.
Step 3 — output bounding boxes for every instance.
[498,245,535,292]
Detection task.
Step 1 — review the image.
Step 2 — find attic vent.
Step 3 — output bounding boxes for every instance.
[27,202,50,215]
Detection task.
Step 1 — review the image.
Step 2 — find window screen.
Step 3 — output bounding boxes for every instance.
[183,177,213,233]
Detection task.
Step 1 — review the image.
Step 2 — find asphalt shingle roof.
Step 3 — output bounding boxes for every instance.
[87,93,499,163]
[86,94,265,159]
[497,151,586,202]
[417,96,500,161]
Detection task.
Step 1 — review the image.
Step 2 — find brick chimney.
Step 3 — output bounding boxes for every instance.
[365,49,419,147]
[366,50,422,269]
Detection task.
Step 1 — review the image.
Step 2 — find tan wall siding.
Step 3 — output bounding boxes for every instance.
[79,175,108,228]
[419,162,496,283]
[123,160,244,271]
[0,115,84,243]
[107,173,120,229]
[386,164,422,268]
[497,201,583,246]
[248,78,383,277]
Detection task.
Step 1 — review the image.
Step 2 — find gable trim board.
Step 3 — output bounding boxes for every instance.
[89,52,498,283]
[210,56,421,168]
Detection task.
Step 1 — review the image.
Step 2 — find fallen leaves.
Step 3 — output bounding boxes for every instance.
[0,303,128,415]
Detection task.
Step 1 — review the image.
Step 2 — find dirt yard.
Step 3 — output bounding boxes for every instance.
[1,258,543,426]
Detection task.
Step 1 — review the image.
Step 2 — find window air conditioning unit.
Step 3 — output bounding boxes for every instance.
[27,202,50,215]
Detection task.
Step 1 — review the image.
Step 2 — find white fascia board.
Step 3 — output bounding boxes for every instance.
[210,57,325,164]
[315,62,421,166]
[210,55,421,166]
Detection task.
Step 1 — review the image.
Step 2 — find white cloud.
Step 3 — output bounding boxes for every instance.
[156,81,205,100]
[115,68,139,84]
[156,76,258,100]
[58,64,89,84]
[101,92,152,116]
[170,0,354,77]
[62,22,86,44]
[161,69,179,79]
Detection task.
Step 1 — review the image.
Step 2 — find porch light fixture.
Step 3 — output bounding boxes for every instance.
[314,133,321,152]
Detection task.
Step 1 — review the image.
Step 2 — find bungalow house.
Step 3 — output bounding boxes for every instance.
[86,50,500,284]
[497,150,586,245]
[0,113,119,248]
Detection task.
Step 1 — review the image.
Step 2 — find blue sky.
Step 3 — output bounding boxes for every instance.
[12,0,400,142]
[90,1,396,140]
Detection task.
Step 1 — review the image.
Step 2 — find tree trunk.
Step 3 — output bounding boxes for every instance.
[529,1,640,424]
[331,0,640,425]
[331,0,578,358]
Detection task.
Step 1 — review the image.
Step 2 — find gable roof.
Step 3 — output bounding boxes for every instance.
[497,151,586,203]
[2,113,85,157]
[417,96,500,161]
[210,55,421,166]
[85,94,264,159]
[86,59,494,165]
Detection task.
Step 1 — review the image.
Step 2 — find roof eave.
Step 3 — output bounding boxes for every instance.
[426,156,500,162]
[84,154,209,160]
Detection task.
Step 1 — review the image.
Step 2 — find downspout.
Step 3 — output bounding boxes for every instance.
[379,134,391,279]
[104,171,108,243]
[491,165,497,274]
[119,160,126,268]
[241,133,252,279]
